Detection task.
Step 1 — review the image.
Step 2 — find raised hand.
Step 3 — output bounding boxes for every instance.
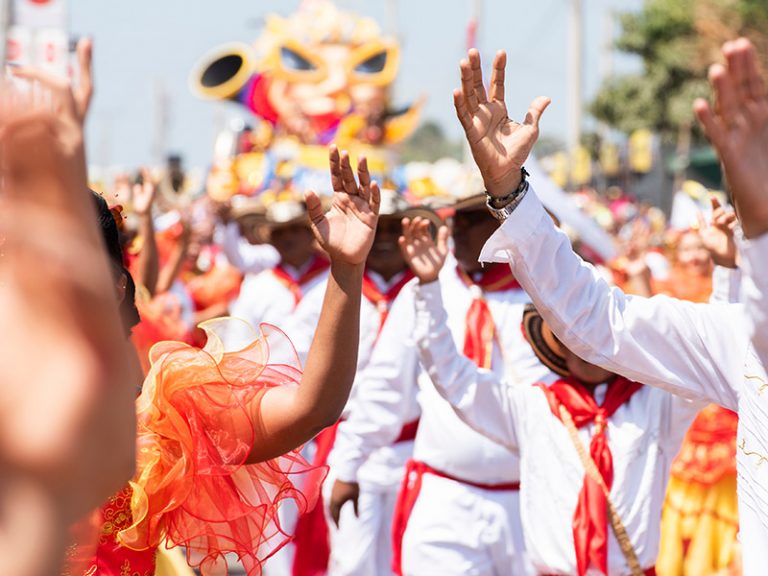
[454,49,550,199]
[694,38,768,238]
[698,197,738,269]
[132,169,157,216]
[306,145,380,266]
[399,216,449,284]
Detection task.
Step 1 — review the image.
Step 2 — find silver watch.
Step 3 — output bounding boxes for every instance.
[486,179,529,222]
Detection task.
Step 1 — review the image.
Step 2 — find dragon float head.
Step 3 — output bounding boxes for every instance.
[192,0,420,146]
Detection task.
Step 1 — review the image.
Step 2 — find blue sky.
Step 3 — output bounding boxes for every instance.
[70,0,643,170]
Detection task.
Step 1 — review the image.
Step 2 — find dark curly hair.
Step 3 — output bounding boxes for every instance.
[92,192,140,334]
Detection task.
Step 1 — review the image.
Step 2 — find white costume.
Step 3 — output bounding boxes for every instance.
[219,221,280,274]
[289,269,417,576]
[412,280,704,574]
[479,187,768,575]
[335,262,548,576]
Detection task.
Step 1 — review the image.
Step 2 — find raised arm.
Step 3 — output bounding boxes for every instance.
[247,147,379,462]
[694,38,768,366]
[400,217,519,450]
[1,40,136,575]
[454,48,746,409]
[131,169,160,295]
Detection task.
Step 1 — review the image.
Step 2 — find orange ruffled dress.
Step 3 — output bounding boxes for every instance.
[68,319,325,576]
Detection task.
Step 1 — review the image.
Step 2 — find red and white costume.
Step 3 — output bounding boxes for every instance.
[287,268,416,576]
[479,187,768,575]
[334,257,547,576]
[412,280,704,575]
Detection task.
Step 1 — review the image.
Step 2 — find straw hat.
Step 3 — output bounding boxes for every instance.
[521,304,570,377]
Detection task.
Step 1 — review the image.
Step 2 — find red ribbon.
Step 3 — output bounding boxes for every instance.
[535,376,643,576]
[272,255,330,308]
[456,264,521,369]
[361,270,415,333]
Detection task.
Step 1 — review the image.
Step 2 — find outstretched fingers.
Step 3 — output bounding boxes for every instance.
[460,58,479,113]
[742,39,767,101]
[468,49,488,104]
[339,151,359,195]
[523,96,551,129]
[328,145,342,192]
[357,156,371,202]
[75,38,94,120]
[453,89,473,132]
[489,50,506,102]
[305,190,325,225]
[694,98,725,146]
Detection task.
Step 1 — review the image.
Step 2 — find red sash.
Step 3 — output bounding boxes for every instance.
[272,255,330,308]
[391,460,520,576]
[362,269,415,333]
[535,376,643,576]
[456,264,521,368]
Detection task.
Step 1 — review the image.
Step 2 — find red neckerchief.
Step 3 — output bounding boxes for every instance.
[535,376,643,576]
[272,255,330,308]
[362,269,415,333]
[456,263,521,368]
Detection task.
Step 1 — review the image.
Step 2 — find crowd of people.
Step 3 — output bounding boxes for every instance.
[1,20,767,576]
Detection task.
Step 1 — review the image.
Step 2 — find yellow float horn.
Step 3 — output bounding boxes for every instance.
[191,43,257,103]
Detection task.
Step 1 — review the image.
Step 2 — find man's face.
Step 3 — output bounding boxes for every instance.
[270,223,316,268]
[562,346,614,385]
[367,216,406,278]
[677,231,711,276]
[452,206,499,272]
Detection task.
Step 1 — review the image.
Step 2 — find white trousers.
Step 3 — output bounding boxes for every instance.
[401,474,531,576]
[323,475,399,576]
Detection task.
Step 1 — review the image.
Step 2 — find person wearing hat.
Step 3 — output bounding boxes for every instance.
[400,215,703,575]
[285,186,435,576]
[452,42,768,573]
[228,189,330,336]
[218,199,280,276]
[320,184,547,576]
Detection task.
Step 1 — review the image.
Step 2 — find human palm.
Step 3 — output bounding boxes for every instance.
[455,49,550,197]
[695,38,768,238]
[698,197,738,269]
[307,146,380,265]
[399,217,449,284]
[133,169,157,215]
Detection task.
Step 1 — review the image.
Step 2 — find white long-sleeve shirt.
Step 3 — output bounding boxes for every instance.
[332,264,549,487]
[740,234,768,368]
[413,280,702,575]
[219,222,280,274]
[479,188,768,574]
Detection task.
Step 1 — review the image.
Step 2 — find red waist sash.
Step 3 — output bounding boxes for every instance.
[391,459,520,575]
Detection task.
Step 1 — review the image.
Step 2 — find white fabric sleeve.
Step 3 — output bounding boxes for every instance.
[479,189,748,411]
[710,265,742,304]
[331,290,418,483]
[220,222,280,274]
[413,281,520,452]
[740,232,768,368]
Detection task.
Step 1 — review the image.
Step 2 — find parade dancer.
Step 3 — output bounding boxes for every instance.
[451,40,768,573]
[399,215,704,575]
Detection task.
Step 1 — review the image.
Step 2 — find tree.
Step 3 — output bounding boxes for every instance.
[592,0,768,141]
[400,121,463,163]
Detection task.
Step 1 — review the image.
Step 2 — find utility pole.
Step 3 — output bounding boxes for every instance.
[567,0,583,156]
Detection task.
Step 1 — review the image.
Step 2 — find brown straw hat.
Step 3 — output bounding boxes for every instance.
[521,304,570,377]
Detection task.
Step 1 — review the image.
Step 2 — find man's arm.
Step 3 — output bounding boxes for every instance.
[413,281,520,451]
[740,235,768,366]
[480,190,745,409]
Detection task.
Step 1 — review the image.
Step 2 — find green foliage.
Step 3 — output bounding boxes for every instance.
[400,121,463,163]
[591,0,767,139]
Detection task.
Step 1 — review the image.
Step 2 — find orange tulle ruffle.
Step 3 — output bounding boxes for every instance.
[119,318,326,575]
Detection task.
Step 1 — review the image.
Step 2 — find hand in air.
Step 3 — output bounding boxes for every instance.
[399,216,450,284]
[454,48,550,198]
[698,197,739,269]
[307,145,380,266]
[694,38,768,238]
[132,169,157,216]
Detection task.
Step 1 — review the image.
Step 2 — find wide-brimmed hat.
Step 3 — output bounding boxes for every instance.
[521,304,570,377]
[378,188,444,230]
